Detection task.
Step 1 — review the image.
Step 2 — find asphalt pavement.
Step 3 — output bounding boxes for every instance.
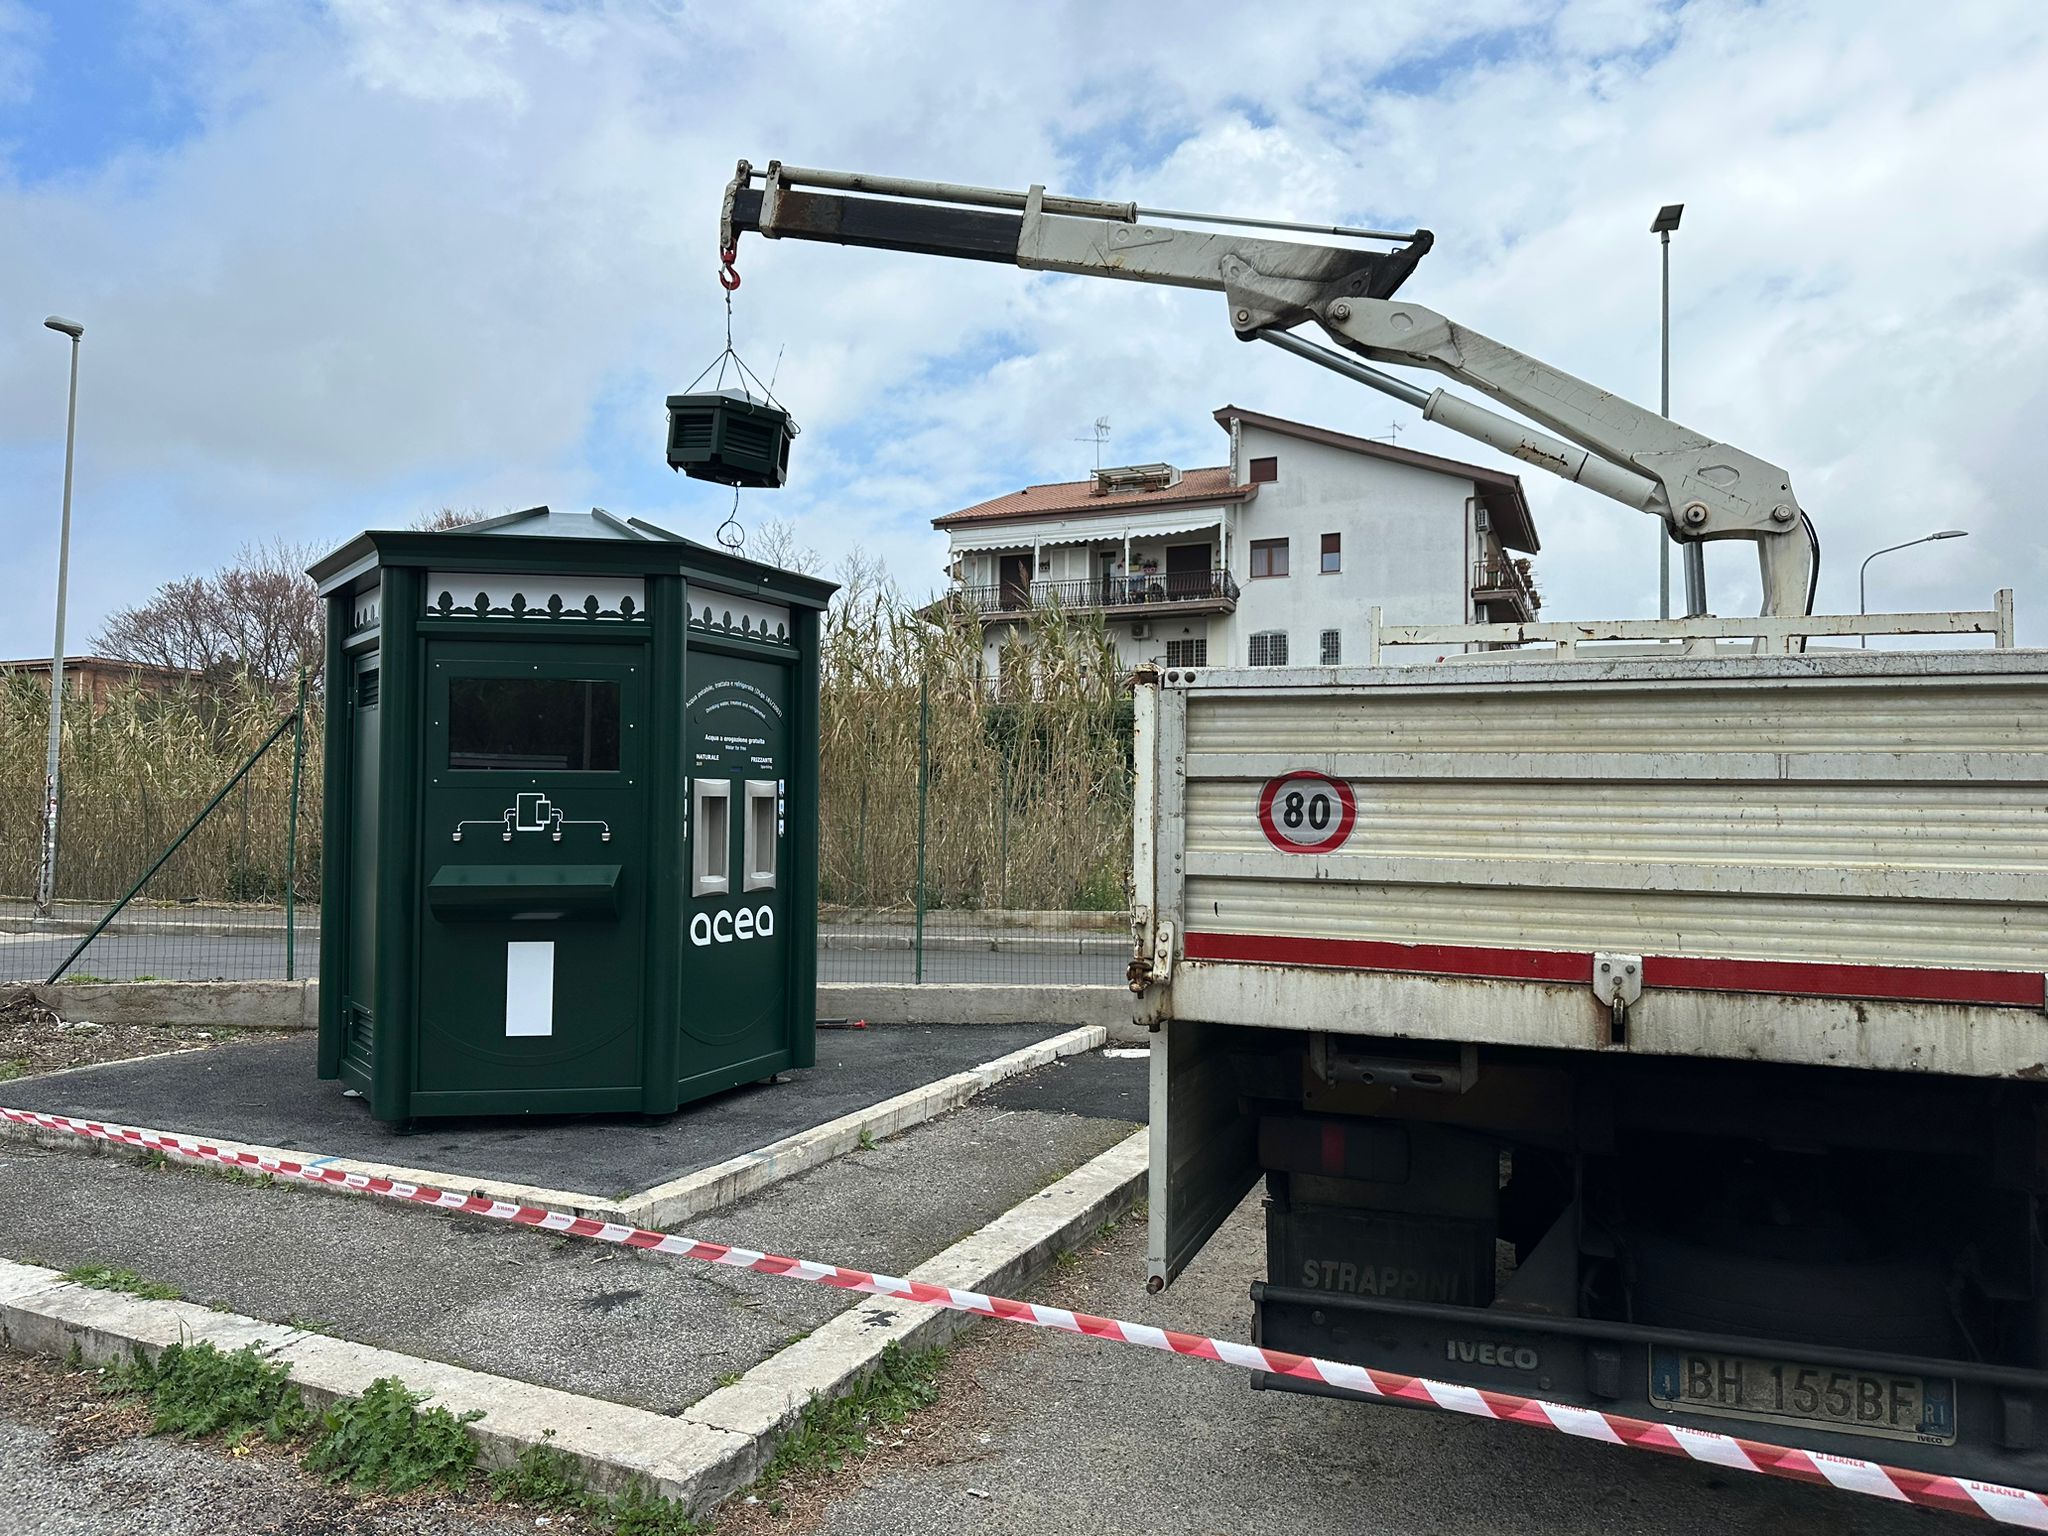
[763,1190,1934,1536]
[0,1050,1144,1416]
[0,1023,1088,1194]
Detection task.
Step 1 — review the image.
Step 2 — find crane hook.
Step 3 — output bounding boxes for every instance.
[718,244,741,291]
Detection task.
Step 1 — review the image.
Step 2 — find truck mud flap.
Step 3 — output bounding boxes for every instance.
[1148,1017,1267,1291]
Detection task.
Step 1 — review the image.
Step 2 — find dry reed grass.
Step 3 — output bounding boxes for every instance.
[2,576,1134,915]
[0,673,315,906]
[820,561,1132,913]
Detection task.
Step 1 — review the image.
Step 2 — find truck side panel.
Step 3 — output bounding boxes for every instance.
[1147,651,2048,1078]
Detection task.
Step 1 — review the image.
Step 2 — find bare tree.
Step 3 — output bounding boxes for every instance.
[95,540,324,689]
[749,517,822,574]
[410,507,492,530]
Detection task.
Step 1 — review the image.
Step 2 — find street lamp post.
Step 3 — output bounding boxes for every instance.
[35,316,83,918]
[1650,203,1704,618]
[1858,530,1968,648]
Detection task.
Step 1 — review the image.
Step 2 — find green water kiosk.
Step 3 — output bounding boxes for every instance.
[309,507,835,1123]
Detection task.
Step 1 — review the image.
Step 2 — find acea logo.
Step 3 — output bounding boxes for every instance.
[691,905,777,947]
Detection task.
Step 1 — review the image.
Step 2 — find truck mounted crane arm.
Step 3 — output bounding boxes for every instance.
[722,160,1817,618]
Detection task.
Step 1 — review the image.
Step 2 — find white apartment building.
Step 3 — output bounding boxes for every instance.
[931,405,1540,676]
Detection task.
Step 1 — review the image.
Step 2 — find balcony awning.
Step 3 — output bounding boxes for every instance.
[948,505,1230,552]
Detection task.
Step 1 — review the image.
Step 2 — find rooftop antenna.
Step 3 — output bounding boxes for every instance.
[1366,418,1405,443]
[1074,416,1111,471]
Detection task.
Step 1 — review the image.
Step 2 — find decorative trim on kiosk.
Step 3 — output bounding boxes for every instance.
[689,592,792,643]
[349,583,381,635]
[425,572,647,623]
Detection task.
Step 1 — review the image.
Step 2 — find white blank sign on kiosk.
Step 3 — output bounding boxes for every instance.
[504,941,556,1037]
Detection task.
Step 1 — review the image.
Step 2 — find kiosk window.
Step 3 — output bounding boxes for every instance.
[448,678,620,771]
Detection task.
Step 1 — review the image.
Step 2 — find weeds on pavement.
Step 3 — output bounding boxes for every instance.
[304,1377,480,1494]
[65,1264,183,1301]
[97,1344,704,1532]
[753,1341,945,1490]
[489,1436,707,1534]
[108,1341,311,1444]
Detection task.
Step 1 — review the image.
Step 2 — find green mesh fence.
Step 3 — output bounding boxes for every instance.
[0,674,314,983]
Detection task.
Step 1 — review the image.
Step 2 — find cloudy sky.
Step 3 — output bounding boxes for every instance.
[2,0,2045,655]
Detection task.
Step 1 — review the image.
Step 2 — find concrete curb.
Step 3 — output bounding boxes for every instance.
[618,1023,1106,1228]
[0,1025,1109,1228]
[0,1256,753,1508]
[683,1126,1147,1489]
[0,1127,1149,1516]
[821,983,1144,1041]
[1,980,316,1030]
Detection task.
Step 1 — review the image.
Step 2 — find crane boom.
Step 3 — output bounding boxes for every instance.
[722,159,1817,617]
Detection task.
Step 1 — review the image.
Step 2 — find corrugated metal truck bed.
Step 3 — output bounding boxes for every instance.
[1136,649,2048,1079]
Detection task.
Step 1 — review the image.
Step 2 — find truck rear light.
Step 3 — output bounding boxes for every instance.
[1258,1115,1410,1182]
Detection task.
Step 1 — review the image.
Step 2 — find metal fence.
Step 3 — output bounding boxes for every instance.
[2,668,1130,989]
[0,676,314,984]
[818,675,1130,988]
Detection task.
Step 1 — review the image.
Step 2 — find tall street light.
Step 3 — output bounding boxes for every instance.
[1650,203,1704,618]
[35,315,83,918]
[1859,529,1968,648]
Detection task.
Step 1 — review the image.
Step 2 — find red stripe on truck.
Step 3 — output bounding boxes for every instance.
[1181,931,1591,983]
[1181,931,2045,1009]
[1640,953,2046,1008]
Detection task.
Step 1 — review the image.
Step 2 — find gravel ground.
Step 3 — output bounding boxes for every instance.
[726,1193,1942,1536]
[0,992,237,1081]
[0,1350,532,1536]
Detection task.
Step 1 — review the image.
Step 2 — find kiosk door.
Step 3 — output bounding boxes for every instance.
[416,639,648,1113]
[683,649,794,1092]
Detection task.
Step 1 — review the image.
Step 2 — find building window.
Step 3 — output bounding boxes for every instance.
[1248,631,1288,667]
[1249,538,1289,578]
[1248,456,1278,484]
[1320,629,1341,665]
[1475,503,1491,532]
[1166,638,1207,668]
[1320,533,1341,573]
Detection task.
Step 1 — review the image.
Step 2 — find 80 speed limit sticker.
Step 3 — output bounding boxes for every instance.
[1257,770,1357,854]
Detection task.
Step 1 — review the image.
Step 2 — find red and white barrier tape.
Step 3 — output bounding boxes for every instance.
[7,1103,2047,1526]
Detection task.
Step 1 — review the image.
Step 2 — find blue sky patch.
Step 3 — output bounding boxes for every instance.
[0,1,209,183]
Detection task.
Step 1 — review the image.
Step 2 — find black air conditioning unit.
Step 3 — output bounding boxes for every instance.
[665,389,794,489]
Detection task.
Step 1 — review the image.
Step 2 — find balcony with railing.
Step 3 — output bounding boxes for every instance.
[949,569,1240,619]
[1472,551,1539,622]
